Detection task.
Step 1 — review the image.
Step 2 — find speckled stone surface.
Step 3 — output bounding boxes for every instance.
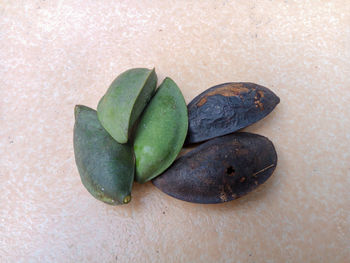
[1,1,349,262]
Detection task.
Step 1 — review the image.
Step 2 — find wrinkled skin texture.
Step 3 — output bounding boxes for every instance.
[97,68,157,143]
[134,77,188,183]
[153,132,277,204]
[186,82,280,144]
[74,105,135,205]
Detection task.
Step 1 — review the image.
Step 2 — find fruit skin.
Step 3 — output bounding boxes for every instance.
[97,68,157,143]
[153,132,277,204]
[186,82,280,144]
[134,77,188,184]
[74,105,134,205]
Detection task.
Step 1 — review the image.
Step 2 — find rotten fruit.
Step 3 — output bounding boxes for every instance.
[152,132,277,204]
[186,82,280,144]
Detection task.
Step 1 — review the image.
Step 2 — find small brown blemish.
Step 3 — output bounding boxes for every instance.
[254,100,264,110]
[196,83,249,107]
[203,178,215,185]
[231,193,237,199]
[254,90,265,110]
[240,177,246,183]
[238,148,249,155]
[258,90,265,98]
[219,191,228,202]
[232,140,241,147]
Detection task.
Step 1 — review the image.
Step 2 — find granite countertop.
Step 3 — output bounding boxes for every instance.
[1,1,349,262]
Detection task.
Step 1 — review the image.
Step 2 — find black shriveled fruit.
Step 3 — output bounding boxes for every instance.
[186,82,280,144]
[152,132,277,204]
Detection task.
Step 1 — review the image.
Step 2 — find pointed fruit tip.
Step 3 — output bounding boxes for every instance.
[123,195,132,204]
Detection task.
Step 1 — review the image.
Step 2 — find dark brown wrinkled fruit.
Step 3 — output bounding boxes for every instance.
[152,132,277,204]
[186,82,280,144]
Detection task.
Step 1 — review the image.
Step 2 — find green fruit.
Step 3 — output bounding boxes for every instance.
[97,68,157,143]
[73,105,134,205]
[134,77,188,183]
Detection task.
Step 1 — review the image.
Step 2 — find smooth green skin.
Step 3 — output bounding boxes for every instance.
[74,105,135,205]
[97,68,157,143]
[134,77,188,183]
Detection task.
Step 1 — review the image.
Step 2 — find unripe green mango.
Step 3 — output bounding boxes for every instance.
[73,105,134,205]
[97,68,157,144]
[134,77,188,183]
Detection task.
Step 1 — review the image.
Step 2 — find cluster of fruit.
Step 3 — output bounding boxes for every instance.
[73,68,280,205]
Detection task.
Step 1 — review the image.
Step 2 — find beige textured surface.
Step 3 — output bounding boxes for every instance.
[1,1,350,262]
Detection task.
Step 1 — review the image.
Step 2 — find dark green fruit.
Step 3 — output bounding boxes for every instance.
[97,68,157,143]
[153,132,277,204]
[74,105,134,205]
[134,77,188,183]
[186,82,280,144]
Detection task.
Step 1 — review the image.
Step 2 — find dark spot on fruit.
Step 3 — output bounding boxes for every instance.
[226,166,235,176]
